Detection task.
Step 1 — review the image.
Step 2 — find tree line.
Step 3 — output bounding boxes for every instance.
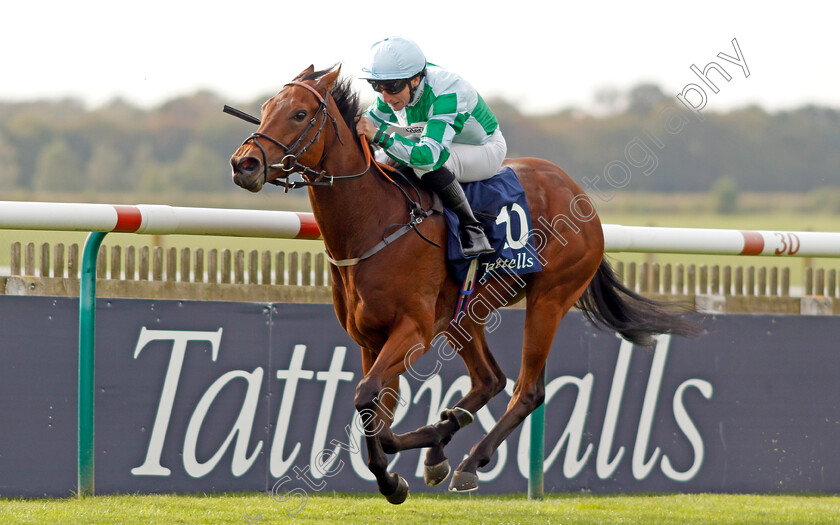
[0,84,837,197]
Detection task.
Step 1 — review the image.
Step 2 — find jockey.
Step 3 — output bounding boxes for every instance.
[356,36,507,258]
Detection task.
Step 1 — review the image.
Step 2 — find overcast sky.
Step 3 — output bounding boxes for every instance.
[2,1,838,114]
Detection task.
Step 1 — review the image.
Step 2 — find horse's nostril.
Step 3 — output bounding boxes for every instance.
[234,157,260,174]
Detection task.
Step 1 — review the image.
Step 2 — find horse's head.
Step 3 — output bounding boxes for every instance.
[230,65,342,192]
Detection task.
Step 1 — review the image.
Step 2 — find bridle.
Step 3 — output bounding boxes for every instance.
[225,77,442,265]
[226,80,368,192]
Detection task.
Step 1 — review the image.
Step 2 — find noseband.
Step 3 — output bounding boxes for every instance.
[230,81,345,192]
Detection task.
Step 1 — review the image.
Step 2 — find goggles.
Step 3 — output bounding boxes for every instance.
[367,78,409,95]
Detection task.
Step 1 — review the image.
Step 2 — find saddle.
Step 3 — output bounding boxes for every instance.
[442,167,543,282]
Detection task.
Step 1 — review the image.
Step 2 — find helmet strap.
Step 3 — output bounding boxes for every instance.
[407,69,426,106]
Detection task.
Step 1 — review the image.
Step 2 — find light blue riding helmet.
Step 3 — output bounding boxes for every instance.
[361,37,427,80]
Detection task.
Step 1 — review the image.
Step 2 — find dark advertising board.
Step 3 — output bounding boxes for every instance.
[1,296,839,498]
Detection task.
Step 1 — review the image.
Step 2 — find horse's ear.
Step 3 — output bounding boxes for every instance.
[316,65,342,94]
[293,65,315,80]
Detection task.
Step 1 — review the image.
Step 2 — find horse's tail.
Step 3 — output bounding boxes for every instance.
[575,259,703,347]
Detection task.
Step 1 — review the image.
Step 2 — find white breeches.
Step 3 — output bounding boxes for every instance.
[375,129,507,182]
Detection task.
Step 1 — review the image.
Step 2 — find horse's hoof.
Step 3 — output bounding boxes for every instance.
[424,459,451,487]
[448,471,479,492]
[384,474,410,505]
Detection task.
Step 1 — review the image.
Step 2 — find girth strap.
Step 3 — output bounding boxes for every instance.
[325,205,438,267]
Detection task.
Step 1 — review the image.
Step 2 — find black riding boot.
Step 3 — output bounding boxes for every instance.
[423,167,493,258]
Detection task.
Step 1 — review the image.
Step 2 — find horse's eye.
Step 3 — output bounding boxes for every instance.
[293,111,307,121]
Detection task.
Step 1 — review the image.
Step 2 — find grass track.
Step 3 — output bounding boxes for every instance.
[3,493,840,524]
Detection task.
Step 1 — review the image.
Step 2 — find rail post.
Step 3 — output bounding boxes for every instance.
[528,402,545,499]
[78,231,107,497]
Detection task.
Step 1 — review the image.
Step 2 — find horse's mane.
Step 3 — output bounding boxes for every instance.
[301,67,360,136]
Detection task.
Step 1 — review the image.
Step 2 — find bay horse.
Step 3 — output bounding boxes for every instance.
[229,65,699,503]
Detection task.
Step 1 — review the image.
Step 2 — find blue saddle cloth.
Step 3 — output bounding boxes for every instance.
[444,167,543,282]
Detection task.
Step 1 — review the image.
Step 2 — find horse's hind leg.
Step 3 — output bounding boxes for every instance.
[422,324,507,486]
[449,283,586,492]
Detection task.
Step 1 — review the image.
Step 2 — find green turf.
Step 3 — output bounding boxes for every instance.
[2,492,840,524]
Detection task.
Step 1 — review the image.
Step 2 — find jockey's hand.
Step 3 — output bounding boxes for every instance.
[355,116,377,142]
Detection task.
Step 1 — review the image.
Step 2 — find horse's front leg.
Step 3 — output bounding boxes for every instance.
[358,319,508,490]
[354,319,430,504]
